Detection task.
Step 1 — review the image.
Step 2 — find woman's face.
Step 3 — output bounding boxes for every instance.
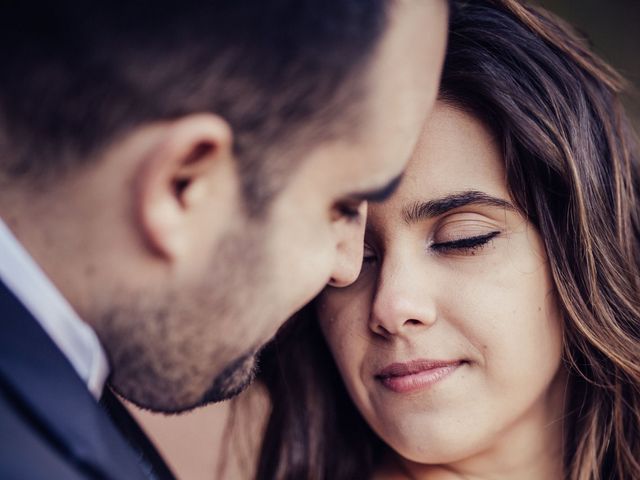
[317,102,565,467]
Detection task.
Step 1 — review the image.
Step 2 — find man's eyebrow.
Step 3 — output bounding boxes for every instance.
[349,173,404,203]
[402,190,516,224]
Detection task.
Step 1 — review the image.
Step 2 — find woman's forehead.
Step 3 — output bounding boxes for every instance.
[367,103,509,221]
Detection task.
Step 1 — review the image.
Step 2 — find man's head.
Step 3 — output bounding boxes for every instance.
[0,0,448,412]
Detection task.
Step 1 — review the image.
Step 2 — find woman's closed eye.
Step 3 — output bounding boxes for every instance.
[427,212,504,256]
[363,244,377,265]
[431,230,500,254]
[359,216,504,273]
[361,229,501,264]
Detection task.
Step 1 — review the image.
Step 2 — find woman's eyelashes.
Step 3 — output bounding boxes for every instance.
[363,247,377,264]
[430,230,500,254]
[361,230,501,264]
[359,229,502,276]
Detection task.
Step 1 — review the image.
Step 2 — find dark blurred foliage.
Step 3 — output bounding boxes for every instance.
[536,0,640,129]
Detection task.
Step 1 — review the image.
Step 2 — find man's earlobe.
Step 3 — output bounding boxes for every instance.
[133,114,238,262]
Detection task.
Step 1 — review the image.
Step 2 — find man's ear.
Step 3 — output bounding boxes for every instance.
[133,113,240,262]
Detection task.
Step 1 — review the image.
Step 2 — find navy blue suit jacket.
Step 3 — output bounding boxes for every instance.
[0,280,171,479]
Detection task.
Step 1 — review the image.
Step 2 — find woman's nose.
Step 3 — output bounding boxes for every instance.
[368,257,437,338]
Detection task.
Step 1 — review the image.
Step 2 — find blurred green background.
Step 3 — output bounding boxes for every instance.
[536,0,640,130]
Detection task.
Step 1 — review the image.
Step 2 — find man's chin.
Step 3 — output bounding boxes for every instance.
[200,350,259,404]
[200,375,253,404]
[109,350,259,414]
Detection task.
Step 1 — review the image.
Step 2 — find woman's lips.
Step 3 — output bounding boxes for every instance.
[375,359,463,393]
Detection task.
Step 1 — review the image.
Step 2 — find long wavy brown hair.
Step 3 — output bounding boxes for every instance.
[256,1,640,478]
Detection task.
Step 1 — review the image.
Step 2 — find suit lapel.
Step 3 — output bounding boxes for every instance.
[0,280,149,480]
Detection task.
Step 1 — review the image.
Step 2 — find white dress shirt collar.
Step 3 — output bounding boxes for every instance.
[0,217,109,399]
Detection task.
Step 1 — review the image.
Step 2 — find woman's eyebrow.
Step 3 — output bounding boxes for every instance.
[402,190,516,224]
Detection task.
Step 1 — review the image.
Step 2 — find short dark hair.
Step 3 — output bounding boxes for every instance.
[0,0,389,211]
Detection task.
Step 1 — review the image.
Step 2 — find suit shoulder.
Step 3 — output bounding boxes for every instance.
[0,388,90,480]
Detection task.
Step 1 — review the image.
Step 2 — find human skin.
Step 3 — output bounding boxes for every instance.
[318,102,567,480]
[0,1,448,412]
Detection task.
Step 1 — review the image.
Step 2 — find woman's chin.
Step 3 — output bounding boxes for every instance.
[377,421,489,468]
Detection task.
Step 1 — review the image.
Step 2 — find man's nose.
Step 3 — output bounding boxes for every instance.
[328,203,368,288]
